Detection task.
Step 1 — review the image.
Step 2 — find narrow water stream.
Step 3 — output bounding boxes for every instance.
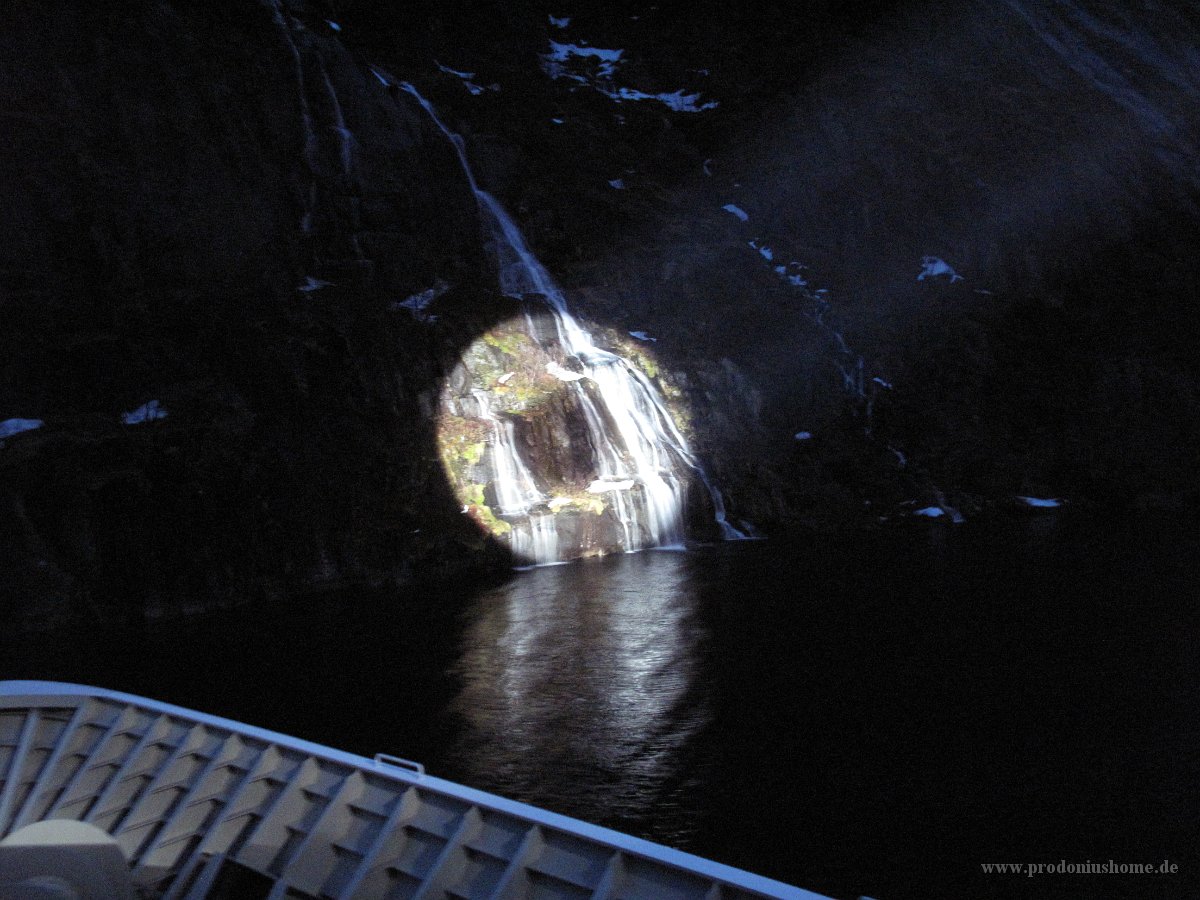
[398,80,745,562]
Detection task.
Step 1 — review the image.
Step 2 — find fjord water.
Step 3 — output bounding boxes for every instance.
[5,510,1195,899]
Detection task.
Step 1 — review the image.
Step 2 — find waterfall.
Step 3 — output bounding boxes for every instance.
[269,1,318,233]
[512,514,561,568]
[319,66,354,175]
[395,79,747,560]
[468,390,543,516]
[315,60,364,261]
[469,387,560,565]
[270,1,359,244]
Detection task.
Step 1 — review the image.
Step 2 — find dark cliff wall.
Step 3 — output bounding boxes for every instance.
[372,0,1200,525]
[0,0,506,624]
[697,0,1200,519]
[3,0,1199,623]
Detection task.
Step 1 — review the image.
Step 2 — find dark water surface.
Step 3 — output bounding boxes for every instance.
[4,511,1197,899]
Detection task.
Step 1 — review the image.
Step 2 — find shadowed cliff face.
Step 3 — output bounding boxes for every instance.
[2,0,1199,621]
[0,1,512,621]
[380,0,1200,524]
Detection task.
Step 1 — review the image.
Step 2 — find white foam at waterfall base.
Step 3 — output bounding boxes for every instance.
[403,83,748,562]
[511,514,561,567]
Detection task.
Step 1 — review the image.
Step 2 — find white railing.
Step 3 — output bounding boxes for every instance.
[1,681,830,899]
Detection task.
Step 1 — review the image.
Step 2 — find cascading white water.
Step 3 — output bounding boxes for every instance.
[313,60,365,262]
[269,1,318,233]
[319,66,354,175]
[468,390,543,516]
[513,514,561,568]
[271,1,360,249]
[467,397,561,566]
[474,190,693,548]
[396,78,747,559]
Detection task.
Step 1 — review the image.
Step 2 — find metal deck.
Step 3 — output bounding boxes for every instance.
[0,681,830,899]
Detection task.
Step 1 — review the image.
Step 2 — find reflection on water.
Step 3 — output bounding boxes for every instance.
[3,511,1197,900]
[445,551,711,843]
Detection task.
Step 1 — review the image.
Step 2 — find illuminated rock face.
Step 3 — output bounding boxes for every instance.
[10,0,1200,619]
[438,314,704,564]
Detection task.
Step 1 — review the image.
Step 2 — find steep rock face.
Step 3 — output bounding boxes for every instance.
[0,0,503,623]
[437,308,723,564]
[369,0,1200,526]
[687,0,1200,515]
[4,0,1200,622]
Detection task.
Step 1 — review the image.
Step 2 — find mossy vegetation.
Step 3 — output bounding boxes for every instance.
[466,497,512,536]
[483,328,535,358]
[438,415,489,484]
[459,321,561,416]
[455,484,512,537]
[547,492,607,516]
[438,315,695,554]
[491,370,558,413]
[462,441,485,465]
[626,346,659,379]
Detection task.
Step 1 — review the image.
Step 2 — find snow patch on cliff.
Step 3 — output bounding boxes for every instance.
[544,41,624,77]
[393,280,449,321]
[611,87,718,111]
[437,62,493,95]
[1016,495,1065,508]
[918,256,963,283]
[122,400,168,425]
[541,39,717,112]
[298,276,332,293]
[0,418,43,441]
[749,240,773,261]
